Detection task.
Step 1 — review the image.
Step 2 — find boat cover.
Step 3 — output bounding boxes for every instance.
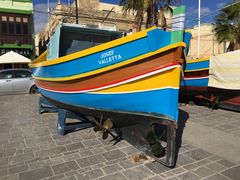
[209,50,240,90]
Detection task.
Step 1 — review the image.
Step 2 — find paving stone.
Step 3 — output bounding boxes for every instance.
[123,165,155,180]
[0,158,9,168]
[82,139,101,147]
[102,150,125,161]
[217,159,236,167]
[193,167,215,177]
[76,169,104,180]
[19,166,53,180]
[65,170,79,177]
[206,162,226,172]
[221,166,240,180]
[90,162,106,170]
[99,172,128,180]
[104,157,127,166]
[62,153,81,162]
[3,149,16,157]
[102,164,122,174]
[170,167,186,175]
[194,159,211,166]
[183,164,198,170]
[207,155,222,162]
[9,153,35,165]
[183,149,211,161]
[1,174,19,180]
[147,175,165,180]
[91,147,105,154]
[204,174,229,180]
[52,161,79,175]
[145,161,171,174]
[159,171,175,178]
[0,168,8,177]
[121,146,141,155]
[78,167,92,174]
[176,154,195,166]
[119,160,142,169]
[9,164,29,174]
[35,146,67,158]
[66,142,85,151]
[167,177,180,180]
[47,174,66,180]
[2,141,25,150]
[76,154,106,168]
[79,150,94,157]
[177,172,200,180]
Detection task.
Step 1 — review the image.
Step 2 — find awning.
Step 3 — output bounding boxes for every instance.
[0,51,31,64]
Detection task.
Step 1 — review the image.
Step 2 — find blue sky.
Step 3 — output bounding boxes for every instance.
[33,0,233,33]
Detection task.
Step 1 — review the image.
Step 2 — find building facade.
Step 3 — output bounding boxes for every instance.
[0,0,34,59]
[187,23,225,59]
[35,0,174,56]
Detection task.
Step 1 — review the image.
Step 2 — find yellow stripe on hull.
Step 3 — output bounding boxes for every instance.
[186,57,209,64]
[95,66,181,93]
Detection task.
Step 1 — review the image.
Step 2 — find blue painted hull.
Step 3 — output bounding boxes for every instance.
[181,78,209,87]
[39,88,179,121]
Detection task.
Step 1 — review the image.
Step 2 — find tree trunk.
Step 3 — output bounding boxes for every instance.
[159,7,166,30]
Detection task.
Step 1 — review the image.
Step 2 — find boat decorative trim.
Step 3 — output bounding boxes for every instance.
[32,42,185,81]
[36,64,181,93]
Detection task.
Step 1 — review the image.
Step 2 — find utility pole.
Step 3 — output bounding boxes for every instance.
[75,0,78,24]
[197,0,201,58]
[47,0,51,38]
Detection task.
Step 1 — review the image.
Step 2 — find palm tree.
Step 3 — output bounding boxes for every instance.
[120,0,179,31]
[119,0,146,32]
[214,1,240,51]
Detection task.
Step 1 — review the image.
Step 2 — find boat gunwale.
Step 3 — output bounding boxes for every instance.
[32,42,186,82]
[29,27,157,68]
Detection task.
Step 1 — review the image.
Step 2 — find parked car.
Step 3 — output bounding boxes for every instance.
[0,69,37,95]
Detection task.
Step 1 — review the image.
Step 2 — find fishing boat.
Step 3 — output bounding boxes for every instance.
[30,6,188,167]
[180,52,240,111]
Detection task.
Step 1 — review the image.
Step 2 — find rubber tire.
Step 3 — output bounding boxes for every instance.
[30,85,38,94]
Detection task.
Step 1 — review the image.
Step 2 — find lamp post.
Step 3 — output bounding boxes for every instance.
[197,0,201,58]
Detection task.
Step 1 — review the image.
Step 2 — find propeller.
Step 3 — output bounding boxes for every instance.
[93,117,115,140]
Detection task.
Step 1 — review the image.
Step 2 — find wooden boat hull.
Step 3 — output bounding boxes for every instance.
[30,24,188,167]
[180,58,240,111]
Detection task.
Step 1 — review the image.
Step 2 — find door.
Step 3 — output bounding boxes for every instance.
[0,70,13,94]
[12,70,33,93]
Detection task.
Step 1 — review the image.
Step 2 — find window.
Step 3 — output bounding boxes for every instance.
[13,70,32,78]
[1,23,7,33]
[9,17,14,22]
[0,71,13,79]
[23,18,28,23]
[1,16,7,21]
[23,24,28,34]
[16,24,22,34]
[16,17,21,22]
[9,23,14,34]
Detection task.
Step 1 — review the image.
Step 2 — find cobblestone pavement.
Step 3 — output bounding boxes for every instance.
[0,94,239,180]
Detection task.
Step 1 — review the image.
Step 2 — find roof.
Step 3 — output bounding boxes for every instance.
[0,51,31,64]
